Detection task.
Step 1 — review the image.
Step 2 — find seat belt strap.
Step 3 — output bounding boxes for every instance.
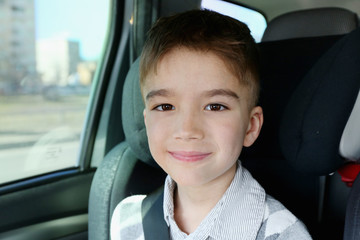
[142,187,170,239]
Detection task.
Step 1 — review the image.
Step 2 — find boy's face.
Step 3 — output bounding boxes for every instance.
[143,48,263,187]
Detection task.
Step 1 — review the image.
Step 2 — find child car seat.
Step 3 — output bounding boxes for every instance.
[88,58,166,240]
[243,7,359,238]
[88,7,359,240]
[339,30,360,240]
[280,26,360,239]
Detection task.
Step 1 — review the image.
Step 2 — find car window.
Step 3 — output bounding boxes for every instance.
[201,0,267,42]
[0,0,110,185]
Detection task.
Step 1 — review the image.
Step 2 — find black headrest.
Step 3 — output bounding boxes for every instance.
[121,58,157,167]
[262,8,358,42]
[242,35,343,160]
[279,27,360,175]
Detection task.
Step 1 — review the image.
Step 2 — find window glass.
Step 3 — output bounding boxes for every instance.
[0,0,110,184]
[201,0,267,42]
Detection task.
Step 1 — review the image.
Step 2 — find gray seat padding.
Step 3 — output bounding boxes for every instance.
[88,59,166,240]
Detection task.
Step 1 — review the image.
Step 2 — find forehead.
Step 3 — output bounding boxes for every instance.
[143,48,244,93]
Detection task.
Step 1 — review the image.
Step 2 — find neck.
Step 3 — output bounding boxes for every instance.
[173,163,237,234]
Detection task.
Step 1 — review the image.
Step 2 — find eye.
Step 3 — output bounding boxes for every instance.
[153,104,175,111]
[205,104,228,111]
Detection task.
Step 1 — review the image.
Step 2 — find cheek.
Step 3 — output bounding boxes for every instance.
[145,118,157,144]
[215,118,246,154]
[145,117,171,172]
[145,116,167,154]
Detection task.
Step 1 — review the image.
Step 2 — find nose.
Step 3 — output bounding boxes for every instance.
[173,109,204,141]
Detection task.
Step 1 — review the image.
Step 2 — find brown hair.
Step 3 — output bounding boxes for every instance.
[140,9,260,108]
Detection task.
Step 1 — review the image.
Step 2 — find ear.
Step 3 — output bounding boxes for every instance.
[243,106,264,147]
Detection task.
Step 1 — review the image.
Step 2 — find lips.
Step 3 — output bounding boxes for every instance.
[169,151,211,162]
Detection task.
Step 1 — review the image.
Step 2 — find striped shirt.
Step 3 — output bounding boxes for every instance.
[111,162,312,240]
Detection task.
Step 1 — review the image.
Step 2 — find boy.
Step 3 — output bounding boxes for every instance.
[111,9,312,239]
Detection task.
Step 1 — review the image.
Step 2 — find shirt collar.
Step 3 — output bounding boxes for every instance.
[163,161,266,240]
[163,173,175,227]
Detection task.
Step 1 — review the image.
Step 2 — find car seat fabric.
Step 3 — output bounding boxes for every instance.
[240,34,344,238]
[279,27,360,175]
[244,8,359,238]
[344,174,360,240]
[141,187,169,240]
[121,58,154,166]
[247,7,358,163]
[89,143,138,240]
[89,58,166,240]
[340,57,360,240]
[262,8,358,42]
[247,35,343,159]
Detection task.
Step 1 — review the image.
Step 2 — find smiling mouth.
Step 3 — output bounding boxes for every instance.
[169,151,211,162]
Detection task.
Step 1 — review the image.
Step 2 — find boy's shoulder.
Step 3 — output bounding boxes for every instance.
[113,194,146,219]
[257,195,312,240]
[264,195,295,221]
[110,195,146,240]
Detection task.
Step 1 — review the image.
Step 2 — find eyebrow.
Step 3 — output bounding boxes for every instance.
[145,89,172,101]
[145,88,240,101]
[204,89,240,99]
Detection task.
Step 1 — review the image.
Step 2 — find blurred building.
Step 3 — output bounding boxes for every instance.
[77,61,96,86]
[36,39,80,86]
[0,0,36,93]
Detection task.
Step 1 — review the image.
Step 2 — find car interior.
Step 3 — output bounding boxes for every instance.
[0,0,360,239]
[90,1,360,240]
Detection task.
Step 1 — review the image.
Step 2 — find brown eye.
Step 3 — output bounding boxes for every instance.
[154,104,175,111]
[205,104,227,111]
